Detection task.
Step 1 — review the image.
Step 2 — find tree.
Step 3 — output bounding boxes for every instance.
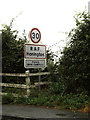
[1,19,26,73]
[58,11,90,93]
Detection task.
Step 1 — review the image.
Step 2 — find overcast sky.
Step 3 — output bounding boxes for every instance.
[0,0,89,54]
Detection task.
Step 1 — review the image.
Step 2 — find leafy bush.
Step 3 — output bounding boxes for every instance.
[50,77,66,94]
[13,95,26,104]
[2,89,88,111]
[58,11,90,93]
[2,93,14,104]
[60,92,88,110]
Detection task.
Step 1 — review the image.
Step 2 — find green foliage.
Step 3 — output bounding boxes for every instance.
[60,92,88,110]
[2,93,14,104]
[58,11,90,93]
[13,95,26,104]
[46,54,59,83]
[46,50,54,64]
[47,62,57,81]
[50,77,66,94]
[1,19,26,73]
[2,87,26,95]
[2,89,88,111]
[27,96,49,106]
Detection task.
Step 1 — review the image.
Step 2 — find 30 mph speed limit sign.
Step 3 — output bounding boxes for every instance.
[29,28,41,43]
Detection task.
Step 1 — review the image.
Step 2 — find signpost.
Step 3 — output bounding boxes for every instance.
[24,28,46,91]
[24,28,46,68]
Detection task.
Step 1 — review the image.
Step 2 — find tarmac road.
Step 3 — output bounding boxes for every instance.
[2,104,89,119]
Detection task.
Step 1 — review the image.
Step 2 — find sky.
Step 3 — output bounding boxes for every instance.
[0,0,89,56]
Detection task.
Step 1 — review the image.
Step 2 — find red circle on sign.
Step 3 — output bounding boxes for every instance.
[30,28,41,43]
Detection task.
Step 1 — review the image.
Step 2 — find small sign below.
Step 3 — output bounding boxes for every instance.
[24,59,46,68]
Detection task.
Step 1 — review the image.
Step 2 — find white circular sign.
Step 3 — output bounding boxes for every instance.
[30,28,41,43]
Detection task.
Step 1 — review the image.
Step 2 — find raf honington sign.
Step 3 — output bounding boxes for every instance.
[24,44,46,59]
[24,44,46,68]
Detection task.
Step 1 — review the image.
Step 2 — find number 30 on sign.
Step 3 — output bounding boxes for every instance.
[30,28,41,43]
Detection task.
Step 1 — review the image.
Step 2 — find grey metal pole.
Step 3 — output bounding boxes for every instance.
[38,68,41,91]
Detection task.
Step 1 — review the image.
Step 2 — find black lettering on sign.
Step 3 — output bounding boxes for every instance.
[36,33,39,39]
[32,32,35,39]
[29,46,40,51]
[32,32,39,40]
[33,47,40,51]
[34,47,36,50]
[38,47,40,50]
[30,47,33,50]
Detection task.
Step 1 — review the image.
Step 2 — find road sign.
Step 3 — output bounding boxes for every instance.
[24,44,46,59]
[29,28,41,43]
[24,44,46,68]
[24,59,46,68]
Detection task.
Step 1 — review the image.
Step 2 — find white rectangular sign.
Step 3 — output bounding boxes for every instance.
[24,43,46,68]
[24,59,46,68]
[24,44,46,59]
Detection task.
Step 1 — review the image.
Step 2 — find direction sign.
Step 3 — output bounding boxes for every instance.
[29,28,41,43]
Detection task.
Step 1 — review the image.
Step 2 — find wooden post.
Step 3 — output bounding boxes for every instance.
[25,70,30,96]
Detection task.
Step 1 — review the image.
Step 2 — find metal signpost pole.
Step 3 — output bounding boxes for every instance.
[38,68,41,91]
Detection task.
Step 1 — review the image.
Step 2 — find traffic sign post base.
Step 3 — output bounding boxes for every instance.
[38,68,41,91]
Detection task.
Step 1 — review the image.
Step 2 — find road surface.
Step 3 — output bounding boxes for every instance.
[2,104,88,119]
